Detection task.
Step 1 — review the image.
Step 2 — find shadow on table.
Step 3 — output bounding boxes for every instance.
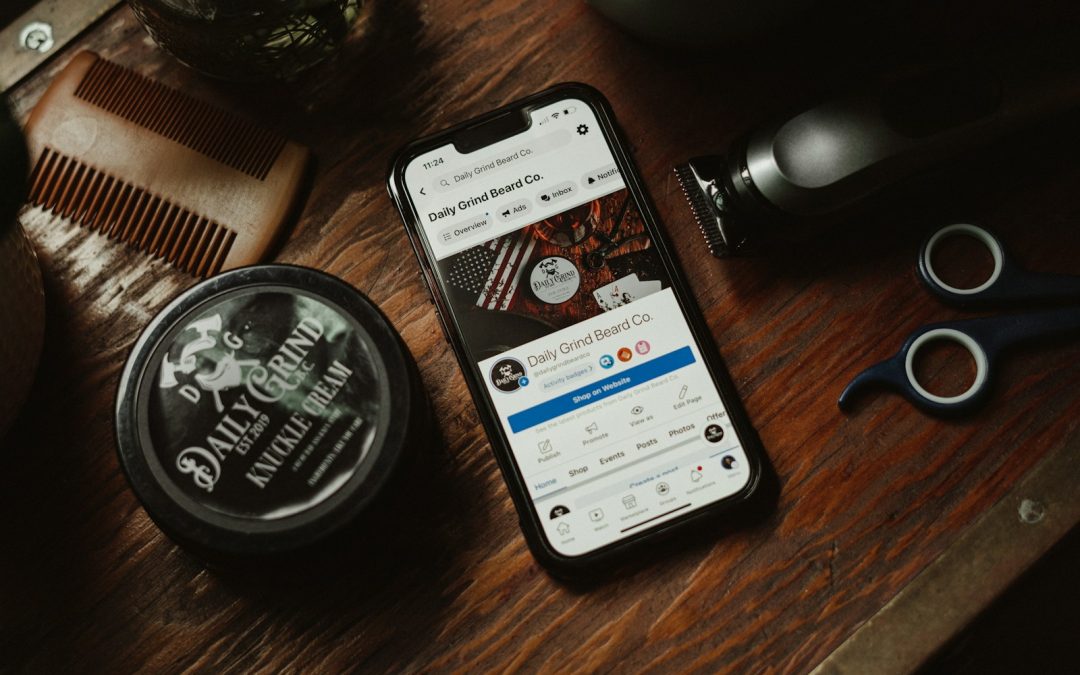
[0,255,137,674]
[208,430,473,578]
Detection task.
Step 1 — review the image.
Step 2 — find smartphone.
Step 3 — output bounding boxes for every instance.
[388,83,766,576]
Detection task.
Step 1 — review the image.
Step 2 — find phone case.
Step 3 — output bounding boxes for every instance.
[387,83,768,579]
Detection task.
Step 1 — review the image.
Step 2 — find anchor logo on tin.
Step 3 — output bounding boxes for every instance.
[158,313,258,413]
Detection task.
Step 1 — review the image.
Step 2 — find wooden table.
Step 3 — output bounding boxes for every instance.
[2,1,1078,672]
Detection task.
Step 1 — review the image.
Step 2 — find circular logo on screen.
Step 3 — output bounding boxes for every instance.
[704,424,725,443]
[490,358,528,392]
[529,256,580,304]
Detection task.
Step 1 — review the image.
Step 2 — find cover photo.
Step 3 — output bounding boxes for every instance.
[435,187,672,359]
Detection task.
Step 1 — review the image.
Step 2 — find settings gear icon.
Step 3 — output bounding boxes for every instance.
[576,123,589,136]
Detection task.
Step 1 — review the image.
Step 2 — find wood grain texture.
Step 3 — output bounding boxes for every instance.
[2,1,1079,673]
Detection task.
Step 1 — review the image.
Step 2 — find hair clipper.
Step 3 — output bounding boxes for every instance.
[676,63,1080,257]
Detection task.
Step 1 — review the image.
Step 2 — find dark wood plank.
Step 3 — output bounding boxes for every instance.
[2,1,1079,672]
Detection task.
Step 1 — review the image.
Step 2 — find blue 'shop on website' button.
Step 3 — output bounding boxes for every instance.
[507,346,695,433]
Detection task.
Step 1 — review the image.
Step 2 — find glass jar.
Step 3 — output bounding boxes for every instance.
[128,0,369,81]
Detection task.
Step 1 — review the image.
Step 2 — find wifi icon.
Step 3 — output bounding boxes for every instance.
[552,112,560,119]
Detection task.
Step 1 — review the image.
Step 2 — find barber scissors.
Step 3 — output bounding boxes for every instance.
[838,223,1080,416]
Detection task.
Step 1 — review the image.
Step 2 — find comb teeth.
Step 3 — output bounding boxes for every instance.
[28,146,237,278]
[73,56,286,180]
[674,163,727,256]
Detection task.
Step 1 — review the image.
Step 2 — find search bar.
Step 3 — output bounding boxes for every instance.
[434,129,573,193]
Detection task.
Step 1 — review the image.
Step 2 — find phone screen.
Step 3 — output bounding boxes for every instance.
[402,95,752,556]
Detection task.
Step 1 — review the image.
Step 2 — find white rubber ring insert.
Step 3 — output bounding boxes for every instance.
[923,223,1003,295]
[904,328,989,405]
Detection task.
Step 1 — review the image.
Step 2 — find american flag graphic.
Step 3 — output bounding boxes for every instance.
[445,226,536,311]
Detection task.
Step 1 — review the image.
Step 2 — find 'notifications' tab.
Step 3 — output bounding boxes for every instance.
[582,164,620,189]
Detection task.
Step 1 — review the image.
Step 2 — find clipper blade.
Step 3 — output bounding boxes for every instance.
[674,156,750,258]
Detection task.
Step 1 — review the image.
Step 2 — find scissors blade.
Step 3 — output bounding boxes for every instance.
[0,0,121,93]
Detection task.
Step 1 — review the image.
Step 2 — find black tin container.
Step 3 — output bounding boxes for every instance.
[115,265,430,562]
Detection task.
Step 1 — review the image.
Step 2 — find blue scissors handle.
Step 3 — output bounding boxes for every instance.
[918,223,1080,308]
[838,307,1080,416]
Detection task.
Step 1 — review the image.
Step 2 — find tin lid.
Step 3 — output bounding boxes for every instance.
[115,265,420,559]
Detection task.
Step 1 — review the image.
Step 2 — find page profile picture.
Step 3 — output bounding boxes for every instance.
[490,357,528,392]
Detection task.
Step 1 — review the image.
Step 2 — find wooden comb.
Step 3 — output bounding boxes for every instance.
[24,51,309,278]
